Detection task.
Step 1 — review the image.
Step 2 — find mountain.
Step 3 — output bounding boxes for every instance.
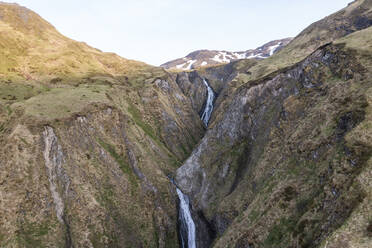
[0,2,204,247]
[175,0,372,247]
[160,38,292,70]
[0,1,371,248]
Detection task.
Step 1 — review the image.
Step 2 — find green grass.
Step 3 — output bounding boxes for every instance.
[19,137,29,146]
[264,217,297,247]
[96,138,137,188]
[248,209,260,222]
[0,82,49,104]
[127,102,159,143]
[12,84,110,120]
[335,27,372,52]
[0,123,4,134]
[16,221,52,248]
[5,105,12,115]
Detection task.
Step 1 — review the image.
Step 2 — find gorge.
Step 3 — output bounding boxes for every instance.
[0,1,371,248]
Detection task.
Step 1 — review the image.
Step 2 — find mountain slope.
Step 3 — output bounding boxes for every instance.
[205,0,372,137]
[175,1,372,247]
[0,2,204,247]
[0,2,158,84]
[177,27,372,248]
[161,38,292,70]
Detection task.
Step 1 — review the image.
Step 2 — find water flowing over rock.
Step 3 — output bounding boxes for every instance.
[176,187,196,248]
[175,76,217,248]
[42,126,69,223]
[43,126,73,247]
[200,79,215,126]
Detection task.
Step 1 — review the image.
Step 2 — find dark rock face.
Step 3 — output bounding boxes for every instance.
[175,72,207,114]
[193,210,216,248]
[353,16,372,30]
[173,61,242,129]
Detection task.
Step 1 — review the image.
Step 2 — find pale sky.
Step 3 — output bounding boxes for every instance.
[3,0,351,66]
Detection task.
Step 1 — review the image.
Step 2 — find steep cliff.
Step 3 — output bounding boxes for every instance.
[175,1,372,247]
[176,3,372,247]
[0,2,204,247]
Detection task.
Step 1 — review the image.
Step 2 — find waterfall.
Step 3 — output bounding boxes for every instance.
[176,187,196,248]
[200,78,215,126]
[175,78,215,248]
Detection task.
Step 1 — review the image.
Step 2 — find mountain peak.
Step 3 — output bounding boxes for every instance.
[161,38,293,70]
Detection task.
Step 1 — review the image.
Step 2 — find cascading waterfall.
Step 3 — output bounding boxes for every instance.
[200,78,215,126]
[176,78,215,248]
[176,187,196,248]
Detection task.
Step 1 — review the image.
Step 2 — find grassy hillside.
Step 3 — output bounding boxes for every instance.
[0,2,164,85]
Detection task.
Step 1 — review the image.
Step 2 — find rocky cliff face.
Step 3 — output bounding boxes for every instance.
[177,34,372,247]
[0,2,206,247]
[161,38,292,71]
[0,77,206,247]
[175,0,372,246]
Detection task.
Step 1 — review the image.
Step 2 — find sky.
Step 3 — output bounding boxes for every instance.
[3,0,352,66]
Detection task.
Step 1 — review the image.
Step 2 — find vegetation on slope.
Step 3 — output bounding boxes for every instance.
[178,25,372,248]
[0,2,204,247]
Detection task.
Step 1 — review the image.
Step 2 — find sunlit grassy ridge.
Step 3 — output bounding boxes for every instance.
[0,2,168,125]
[0,2,163,84]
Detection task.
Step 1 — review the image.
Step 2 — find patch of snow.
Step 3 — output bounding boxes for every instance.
[233,52,247,59]
[185,59,197,70]
[176,62,187,69]
[268,42,282,56]
[247,53,264,59]
[212,52,231,63]
[173,41,284,69]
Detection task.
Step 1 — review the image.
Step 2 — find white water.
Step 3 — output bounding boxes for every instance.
[176,187,196,248]
[175,78,215,247]
[200,79,215,126]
